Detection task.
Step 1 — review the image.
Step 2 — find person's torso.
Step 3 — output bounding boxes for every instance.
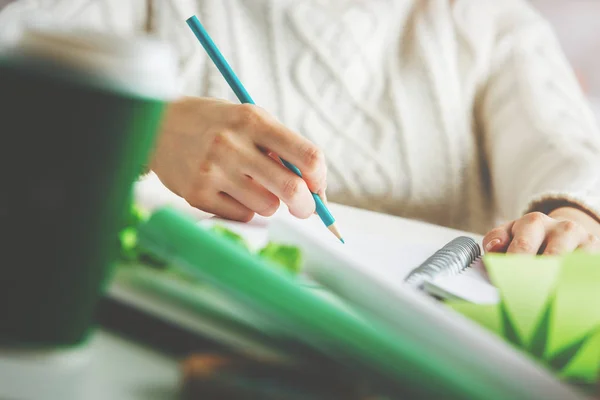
[156,0,499,233]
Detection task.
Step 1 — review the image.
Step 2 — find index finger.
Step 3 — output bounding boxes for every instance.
[506,214,547,254]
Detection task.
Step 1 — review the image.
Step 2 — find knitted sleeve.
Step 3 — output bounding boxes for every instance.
[478,0,600,222]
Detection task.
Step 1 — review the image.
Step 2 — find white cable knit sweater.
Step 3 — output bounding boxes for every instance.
[2,0,600,234]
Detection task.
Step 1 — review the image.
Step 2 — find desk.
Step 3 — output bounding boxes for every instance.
[4,176,484,400]
[79,330,180,400]
[119,175,484,399]
[91,201,482,399]
[0,328,180,400]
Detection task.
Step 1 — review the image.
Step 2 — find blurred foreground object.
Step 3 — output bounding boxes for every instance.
[181,353,368,400]
[0,23,176,399]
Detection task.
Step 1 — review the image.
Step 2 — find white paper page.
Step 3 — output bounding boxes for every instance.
[266,212,499,304]
[268,212,431,275]
[426,275,499,305]
[341,233,437,279]
[201,212,497,303]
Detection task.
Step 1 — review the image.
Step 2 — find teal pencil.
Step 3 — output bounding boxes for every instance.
[186,15,343,243]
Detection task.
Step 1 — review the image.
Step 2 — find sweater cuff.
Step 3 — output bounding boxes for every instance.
[522,191,600,223]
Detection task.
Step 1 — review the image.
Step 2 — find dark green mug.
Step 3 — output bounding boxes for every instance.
[0,26,176,347]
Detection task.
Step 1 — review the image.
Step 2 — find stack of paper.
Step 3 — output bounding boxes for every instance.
[449,253,600,383]
[115,207,588,399]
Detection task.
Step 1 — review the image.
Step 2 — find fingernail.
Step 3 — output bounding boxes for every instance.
[485,239,501,252]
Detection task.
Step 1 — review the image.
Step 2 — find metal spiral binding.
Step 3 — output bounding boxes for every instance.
[404,236,481,288]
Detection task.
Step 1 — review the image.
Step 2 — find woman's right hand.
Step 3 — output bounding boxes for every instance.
[149,97,327,222]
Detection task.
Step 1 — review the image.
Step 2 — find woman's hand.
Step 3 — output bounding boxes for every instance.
[483,207,600,255]
[149,97,327,222]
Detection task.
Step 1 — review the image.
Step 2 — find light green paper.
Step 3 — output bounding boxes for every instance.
[448,302,502,335]
[258,243,303,275]
[559,329,600,383]
[547,253,600,357]
[452,253,600,383]
[485,255,561,348]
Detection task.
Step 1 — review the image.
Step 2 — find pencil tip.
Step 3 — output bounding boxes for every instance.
[340,238,345,244]
[327,223,344,243]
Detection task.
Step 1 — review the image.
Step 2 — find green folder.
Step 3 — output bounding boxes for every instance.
[136,208,583,399]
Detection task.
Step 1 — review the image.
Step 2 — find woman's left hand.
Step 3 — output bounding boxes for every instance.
[483,207,600,255]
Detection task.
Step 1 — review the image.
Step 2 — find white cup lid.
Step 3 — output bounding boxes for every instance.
[14,24,178,100]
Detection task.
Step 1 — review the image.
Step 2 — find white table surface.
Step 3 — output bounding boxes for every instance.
[82,330,181,400]
[0,328,180,400]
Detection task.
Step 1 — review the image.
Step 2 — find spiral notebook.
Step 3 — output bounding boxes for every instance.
[268,215,500,306]
[405,237,499,305]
